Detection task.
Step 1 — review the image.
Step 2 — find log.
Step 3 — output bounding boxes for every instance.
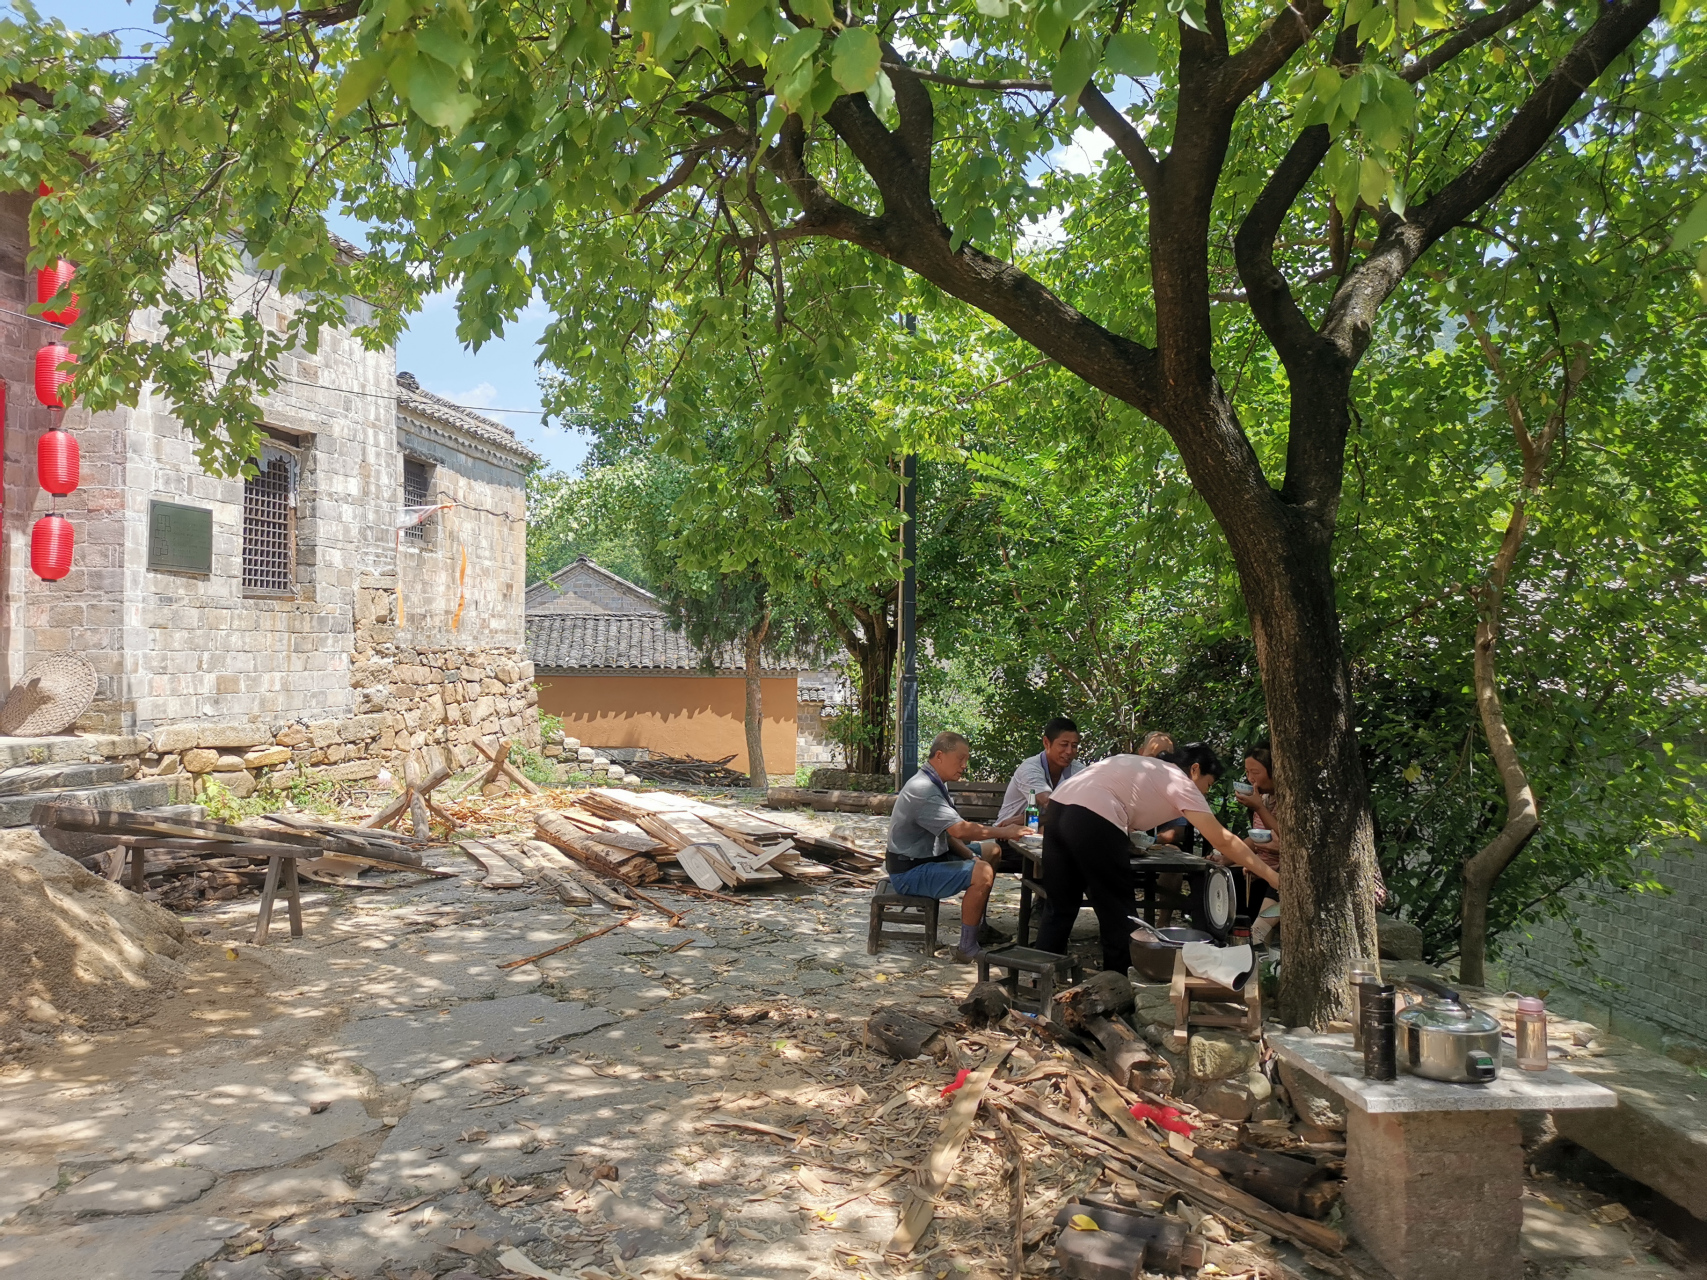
[1083,1015,1164,1095]
[764,787,896,814]
[1052,1202,1197,1276]
[473,738,543,795]
[864,1008,945,1061]
[475,839,592,907]
[1056,972,1136,1031]
[1191,1147,1339,1219]
[960,981,1014,1027]
[363,765,452,830]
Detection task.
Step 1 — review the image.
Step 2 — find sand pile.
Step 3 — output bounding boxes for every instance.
[0,828,192,1050]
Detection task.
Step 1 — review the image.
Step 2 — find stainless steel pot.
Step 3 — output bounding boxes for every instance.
[1396,979,1502,1083]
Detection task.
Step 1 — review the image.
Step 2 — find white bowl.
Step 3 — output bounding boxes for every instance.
[1130,831,1156,849]
[1234,780,1255,797]
[1249,828,1273,844]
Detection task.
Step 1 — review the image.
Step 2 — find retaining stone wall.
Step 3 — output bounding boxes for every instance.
[1493,839,1707,1065]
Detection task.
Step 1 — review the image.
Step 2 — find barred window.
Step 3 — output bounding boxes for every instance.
[243,448,295,592]
[403,456,433,542]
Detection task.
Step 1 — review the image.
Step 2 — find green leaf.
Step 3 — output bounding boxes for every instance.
[1358,154,1387,207]
[975,0,1011,15]
[831,28,882,93]
[865,68,896,119]
[793,0,835,27]
[415,21,476,79]
[1673,194,1707,248]
[1051,33,1097,104]
[1104,30,1157,78]
[404,54,477,131]
[331,55,390,120]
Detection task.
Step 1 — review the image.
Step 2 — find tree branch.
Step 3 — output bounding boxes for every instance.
[880,63,1051,94]
[1401,0,1546,84]
[1214,0,1332,106]
[1078,84,1161,198]
[1322,0,1661,357]
[1232,123,1333,368]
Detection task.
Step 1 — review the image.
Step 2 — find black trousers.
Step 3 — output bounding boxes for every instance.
[1035,802,1137,973]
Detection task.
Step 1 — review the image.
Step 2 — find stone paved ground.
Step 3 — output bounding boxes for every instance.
[0,801,1699,1280]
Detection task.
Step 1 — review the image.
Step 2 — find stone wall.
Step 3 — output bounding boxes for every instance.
[135,570,538,797]
[797,699,840,770]
[395,411,528,650]
[1492,839,1707,1065]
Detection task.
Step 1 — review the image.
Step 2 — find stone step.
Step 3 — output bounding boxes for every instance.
[0,760,127,796]
[0,734,149,768]
[0,779,175,829]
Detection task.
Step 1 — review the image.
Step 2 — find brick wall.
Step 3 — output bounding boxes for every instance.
[1493,839,1707,1063]
[526,560,660,615]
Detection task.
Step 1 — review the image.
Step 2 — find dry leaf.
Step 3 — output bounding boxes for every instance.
[1068,1214,1099,1231]
[1590,1202,1631,1224]
[796,1167,828,1197]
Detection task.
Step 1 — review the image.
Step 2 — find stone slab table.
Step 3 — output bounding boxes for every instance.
[1268,1032,1616,1280]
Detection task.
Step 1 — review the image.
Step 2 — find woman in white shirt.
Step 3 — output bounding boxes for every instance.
[1034,743,1279,972]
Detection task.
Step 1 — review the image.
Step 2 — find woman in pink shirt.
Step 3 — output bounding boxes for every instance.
[1034,744,1279,973]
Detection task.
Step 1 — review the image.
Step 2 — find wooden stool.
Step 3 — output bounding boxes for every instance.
[1168,948,1261,1050]
[254,853,303,945]
[868,878,941,955]
[977,946,1079,1019]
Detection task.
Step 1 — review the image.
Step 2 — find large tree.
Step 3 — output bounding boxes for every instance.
[9,0,1700,1018]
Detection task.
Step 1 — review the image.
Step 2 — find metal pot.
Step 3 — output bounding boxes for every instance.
[1128,925,1213,983]
[1396,978,1503,1083]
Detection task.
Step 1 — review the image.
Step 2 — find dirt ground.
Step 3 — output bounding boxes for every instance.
[0,796,1698,1280]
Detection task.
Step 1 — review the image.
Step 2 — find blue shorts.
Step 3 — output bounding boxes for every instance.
[888,859,975,900]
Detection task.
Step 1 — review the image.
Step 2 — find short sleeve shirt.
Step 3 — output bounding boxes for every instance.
[1050,754,1211,833]
[996,752,1084,825]
[886,767,962,866]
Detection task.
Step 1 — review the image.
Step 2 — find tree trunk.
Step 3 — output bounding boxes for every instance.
[825,594,897,776]
[742,605,772,791]
[1456,328,1586,986]
[1232,508,1381,1027]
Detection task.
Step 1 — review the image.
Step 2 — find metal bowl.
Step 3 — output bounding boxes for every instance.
[1129,926,1214,982]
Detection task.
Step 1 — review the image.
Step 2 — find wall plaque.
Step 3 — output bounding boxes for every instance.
[148,501,214,574]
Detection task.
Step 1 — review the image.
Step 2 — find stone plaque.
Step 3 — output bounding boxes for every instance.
[148,501,214,574]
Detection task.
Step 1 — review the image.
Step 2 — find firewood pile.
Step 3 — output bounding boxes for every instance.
[529,787,882,893]
[691,972,1349,1280]
[31,804,448,910]
[620,752,751,786]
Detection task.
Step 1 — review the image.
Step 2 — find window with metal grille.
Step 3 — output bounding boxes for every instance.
[403,457,433,542]
[242,450,294,592]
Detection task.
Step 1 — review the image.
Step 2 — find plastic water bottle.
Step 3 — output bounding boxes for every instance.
[1516,996,1549,1072]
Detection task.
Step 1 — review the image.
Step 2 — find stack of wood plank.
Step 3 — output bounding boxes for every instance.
[31,804,443,909]
[529,787,881,893]
[621,753,750,786]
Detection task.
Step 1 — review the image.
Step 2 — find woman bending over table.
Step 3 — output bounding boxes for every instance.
[1034,744,1279,973]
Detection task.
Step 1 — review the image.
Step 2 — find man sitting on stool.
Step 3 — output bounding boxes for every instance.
[887,731,1032,963]
[996,716,1083,826]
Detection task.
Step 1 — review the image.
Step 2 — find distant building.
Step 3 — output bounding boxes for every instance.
[524,559,798,777]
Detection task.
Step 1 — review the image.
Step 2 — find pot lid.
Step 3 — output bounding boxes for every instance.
[1397,999,1501,1035]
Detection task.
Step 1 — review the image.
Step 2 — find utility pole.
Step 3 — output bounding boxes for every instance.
[898,451,918,786]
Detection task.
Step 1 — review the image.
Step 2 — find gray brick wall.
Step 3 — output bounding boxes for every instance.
[526,561,660,615]
[1494,839,1706,1062]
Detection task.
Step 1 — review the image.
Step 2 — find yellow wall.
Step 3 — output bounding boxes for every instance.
[538,674,797,776]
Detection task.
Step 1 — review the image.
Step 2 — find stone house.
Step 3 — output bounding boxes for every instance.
[525,555,662,616]
[0,191,539,799]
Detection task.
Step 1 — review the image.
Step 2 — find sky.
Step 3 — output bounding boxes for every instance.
[15,0,1118,475]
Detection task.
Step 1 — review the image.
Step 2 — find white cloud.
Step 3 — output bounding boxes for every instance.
[1053,126,1113,176]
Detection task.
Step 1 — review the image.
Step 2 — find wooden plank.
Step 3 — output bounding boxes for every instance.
[481,838,593,907]
[535,811,662,885]
[455,840,526,889]
[472,738,543,795]
[640,812,775,884]
[888,1039,1016,1254]
[676,844,730,892]
[523,841,635,911]
[700,809,798,840]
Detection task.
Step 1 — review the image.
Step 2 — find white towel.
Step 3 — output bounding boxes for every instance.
[1183,941,1253,990]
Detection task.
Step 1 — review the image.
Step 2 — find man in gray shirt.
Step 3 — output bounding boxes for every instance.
[887,731,1031,962]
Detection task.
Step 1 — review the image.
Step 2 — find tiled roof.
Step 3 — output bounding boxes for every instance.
[396,372,539,462]
[524,556,664,615]
[526,613,796,675]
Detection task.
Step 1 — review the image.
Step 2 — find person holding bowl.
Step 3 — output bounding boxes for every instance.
[1034,743,1279,973]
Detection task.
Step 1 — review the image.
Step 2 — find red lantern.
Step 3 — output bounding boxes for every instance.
[36,261,78,326]
[34,343,74,409]
[31,514,73,581]
[38,428,79,496]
